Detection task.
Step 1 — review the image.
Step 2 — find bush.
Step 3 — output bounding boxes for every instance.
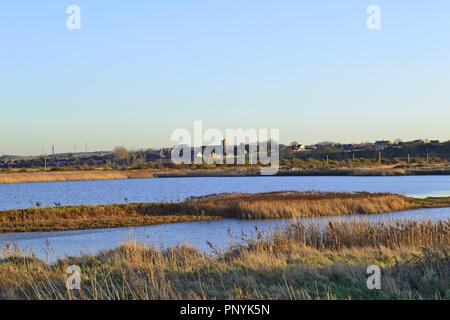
[50,167,76,172]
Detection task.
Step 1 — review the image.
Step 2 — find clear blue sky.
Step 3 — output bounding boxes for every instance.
[1,1,449,155]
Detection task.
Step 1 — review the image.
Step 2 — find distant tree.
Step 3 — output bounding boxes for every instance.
[114,147,130,161]
[130,152,139,166]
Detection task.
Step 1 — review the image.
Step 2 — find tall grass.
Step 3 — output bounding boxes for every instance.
[0,219,448,300]
[0,191,436,232]
[243,220,450,251]
[0,170,158,184]
[181,191,420,219]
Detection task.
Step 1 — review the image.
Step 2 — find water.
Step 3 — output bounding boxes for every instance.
[0,176,449,263]
[1,207,449,264]
[1,175,449,211]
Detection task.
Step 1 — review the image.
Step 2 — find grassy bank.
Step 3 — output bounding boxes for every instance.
[1,192,449,232]
[0,220,448,300]
[1,166,450,184]
[0,169,157,184]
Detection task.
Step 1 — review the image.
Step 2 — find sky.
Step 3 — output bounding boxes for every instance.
[1,1,449,155]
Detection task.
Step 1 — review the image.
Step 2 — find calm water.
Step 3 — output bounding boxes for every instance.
[1,176,449,263]
[1,175,450,211]
[1,207,449,264]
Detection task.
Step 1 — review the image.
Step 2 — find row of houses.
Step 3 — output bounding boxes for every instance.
[374,139,441,150]
[284,139,443,153]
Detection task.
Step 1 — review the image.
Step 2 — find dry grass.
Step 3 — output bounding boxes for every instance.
[0,170,157,184]
[0,168,257,184]
[181,191,422,220]
[0,191,442,232]
[0,220,448,300]
[2,166,450,184]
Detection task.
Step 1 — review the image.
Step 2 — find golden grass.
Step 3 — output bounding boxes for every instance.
[0,170,157,184]
[0,167,262,184]
[1,191,441,232]
[0,220,448,300]
[182,191,422,219]
[244,219,450,251]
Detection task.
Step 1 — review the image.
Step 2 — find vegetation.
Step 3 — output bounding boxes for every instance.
[0,169,158,184]
[0,220,448,300]
[1,140,450,184]
[1,191,449,232]
[1,162,450,184]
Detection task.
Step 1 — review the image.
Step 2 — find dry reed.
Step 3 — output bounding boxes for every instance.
[0,219,448,300]
[1,191,448,232]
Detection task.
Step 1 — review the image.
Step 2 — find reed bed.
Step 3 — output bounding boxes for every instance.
[0,220,448,300]
[181,191,420,219]
[0,170,157,184]
[243,220,450,252]
[1,191,448,232]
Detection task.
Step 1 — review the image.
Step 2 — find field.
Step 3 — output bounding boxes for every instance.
[0,220,448,300]
[1,192,449,232]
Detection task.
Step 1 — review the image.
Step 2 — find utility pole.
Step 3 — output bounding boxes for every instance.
[44,154,47,171]
[378,151,381,164]
[427,153,429,163]
[352,153,355,164]
[407,154,410,164]
[326,155,329,165]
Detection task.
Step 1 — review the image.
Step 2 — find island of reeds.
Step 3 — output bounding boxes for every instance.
[0,220,448,300]
[1,191,449,232]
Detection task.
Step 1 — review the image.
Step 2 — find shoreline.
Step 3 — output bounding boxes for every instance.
[1,166,450,184]
[1,191,449,233]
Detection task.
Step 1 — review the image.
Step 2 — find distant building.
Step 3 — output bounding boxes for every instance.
[205,151,223,161]
[290,144,306,152]
[374,141,392,150]
[412,139,425,145]
[52,145,55,155]
[338,144,354,151]
[222,139,228,155]
[317,141,334,147]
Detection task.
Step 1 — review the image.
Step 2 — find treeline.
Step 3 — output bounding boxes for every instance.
[2,141,449,170]
[279,141,450,162]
